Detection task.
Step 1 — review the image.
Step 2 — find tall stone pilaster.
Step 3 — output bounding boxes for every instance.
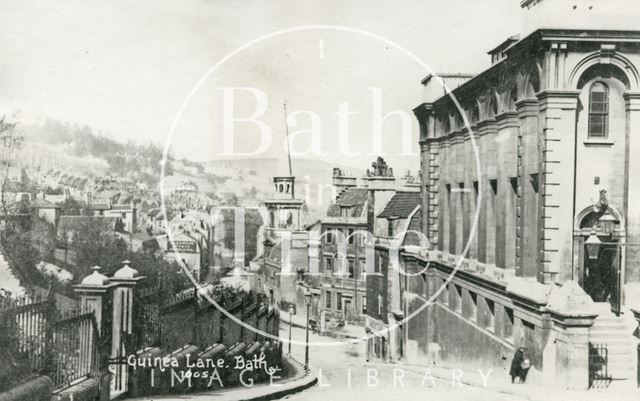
[414,103,435,246]
[624,92,640,283]
[516,98,540,279]
[476,119,498,267]
[427,142,441,248]
[535,90,580,283]
[495,111,519,274]
[466,125,480,262]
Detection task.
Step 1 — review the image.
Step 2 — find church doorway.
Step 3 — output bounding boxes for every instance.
[583,240,618,302]
[575,207,623,313]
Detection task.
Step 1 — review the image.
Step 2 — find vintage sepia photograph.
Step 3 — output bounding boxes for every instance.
[1,1,640,400]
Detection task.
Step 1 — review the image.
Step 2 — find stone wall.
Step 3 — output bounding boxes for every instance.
[404,250,598,390]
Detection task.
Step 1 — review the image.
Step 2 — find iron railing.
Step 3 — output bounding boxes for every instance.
[50,312,100,390]
[589,342,611,388]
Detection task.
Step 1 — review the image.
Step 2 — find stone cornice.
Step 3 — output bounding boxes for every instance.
[476,118,497,136]
[624,91,640,111]
[495,111,520,130]
[449,130,465,145]
[623,91,640,100]
[413,102,434,118]
[515,97,538,109]
[536,90,580,111]
[495,111,518,120]
[515,97,539,118]
[422,136,444,145]
[535,89,580,101]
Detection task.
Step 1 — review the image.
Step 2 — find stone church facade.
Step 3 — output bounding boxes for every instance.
[410,0,640,390]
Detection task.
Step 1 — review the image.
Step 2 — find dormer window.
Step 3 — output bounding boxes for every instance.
[588,82,609,138]
[341,206,350,217]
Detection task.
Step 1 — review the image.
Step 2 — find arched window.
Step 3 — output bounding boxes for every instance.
[588,82,609,138]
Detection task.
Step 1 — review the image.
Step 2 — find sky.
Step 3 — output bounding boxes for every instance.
[0,0,522,172]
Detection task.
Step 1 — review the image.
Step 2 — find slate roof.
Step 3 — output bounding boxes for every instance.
[110,204,133,211]
[404,209,423,246]
[30,199,61,209]
[57,216,119,234]
[326,187,368,218]
[377,192,421,219]
[87,203,111,211]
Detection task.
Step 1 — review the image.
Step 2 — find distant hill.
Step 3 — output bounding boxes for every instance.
[13,118,371,223]
[205,157,366,222]
[206,157,364,182]
[17,119,173,186]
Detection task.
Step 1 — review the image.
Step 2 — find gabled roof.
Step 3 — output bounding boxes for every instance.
[57,216,119,234]
[30,199,61,209]
[336,187,368,206]
[87,203,111,210]
[377,192,421,219]
[110,204,133,211]
[326,187,368,218]
[403,209,423,247]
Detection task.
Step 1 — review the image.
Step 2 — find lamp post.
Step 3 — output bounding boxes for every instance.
[304,287,311,370]
[288,306,294,354]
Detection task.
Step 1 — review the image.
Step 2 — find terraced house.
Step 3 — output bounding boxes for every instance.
[304,162,421,331]
[409,0,640,390]
[313,173,370,326]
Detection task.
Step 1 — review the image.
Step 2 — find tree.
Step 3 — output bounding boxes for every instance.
[125,251,186,291]
[0,117,24,224]
[2,225,46,286]
[30,217,56,262]
[70,218,128,279]
[60,198,82,216]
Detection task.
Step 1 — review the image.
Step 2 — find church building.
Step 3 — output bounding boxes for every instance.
[411,0,640,390]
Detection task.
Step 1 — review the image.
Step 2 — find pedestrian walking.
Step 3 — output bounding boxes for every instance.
[509,344,531,384]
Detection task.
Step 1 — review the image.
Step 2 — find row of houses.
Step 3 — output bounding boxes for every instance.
[254,158,422,333]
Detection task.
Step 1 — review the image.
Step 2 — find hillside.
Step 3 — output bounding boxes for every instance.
[13,118,367,223]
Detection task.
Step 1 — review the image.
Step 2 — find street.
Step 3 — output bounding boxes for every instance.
[280,323,527,401]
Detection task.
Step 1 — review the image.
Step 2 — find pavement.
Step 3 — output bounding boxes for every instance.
[386,362,640,401]
[0,247,25,296]
[280,309,365,340]
[282,323,527,401]
[121,319,640,401]
[124,355,317,401]
[279,322,640,401]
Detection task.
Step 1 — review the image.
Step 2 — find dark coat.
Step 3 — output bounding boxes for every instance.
[510,348,524,377]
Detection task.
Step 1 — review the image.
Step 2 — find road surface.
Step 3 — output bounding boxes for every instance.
[280,322,526,401]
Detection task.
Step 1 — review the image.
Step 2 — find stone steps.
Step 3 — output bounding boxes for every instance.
[589,310,637,382]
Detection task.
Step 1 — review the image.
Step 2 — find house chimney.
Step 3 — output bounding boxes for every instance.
[362,157,397,233]
[362,156,396,192]
[332,167,357,199]
[401,170,421,193]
